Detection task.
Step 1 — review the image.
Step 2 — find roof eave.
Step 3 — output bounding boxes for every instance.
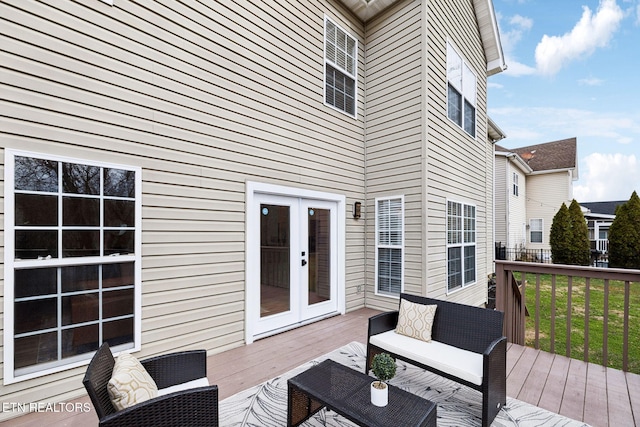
[338,0,508,77]
[473,0,507,76]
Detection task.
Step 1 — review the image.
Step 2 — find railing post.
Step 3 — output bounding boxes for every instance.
[495,261,507,340]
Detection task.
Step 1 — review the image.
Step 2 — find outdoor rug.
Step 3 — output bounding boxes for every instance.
[219,341,589,426]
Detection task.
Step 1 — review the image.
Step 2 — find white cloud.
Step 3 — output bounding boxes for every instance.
[503,58,537,76]
[497,13,537,77]
[573,153,640,201]
[636,4,640,25]
[488,82,504,89]
[488,107,640,154]
[534,0,624,76]
[578,77,604,86]
[510,15,533,31]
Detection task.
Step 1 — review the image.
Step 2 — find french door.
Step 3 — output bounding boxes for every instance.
[250,193,339,339]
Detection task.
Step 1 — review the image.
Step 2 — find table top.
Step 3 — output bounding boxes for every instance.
[288,359,436,427]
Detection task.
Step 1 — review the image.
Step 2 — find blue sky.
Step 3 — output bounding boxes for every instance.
[488,0,640,202]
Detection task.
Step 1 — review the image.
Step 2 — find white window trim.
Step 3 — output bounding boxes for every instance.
[323,15,358,119]
[446,199,477,294]
[513,172,519,197]
[3,149,142,384]
[446,40,477,139]
[374,195,405,298]
[530,218,544,244]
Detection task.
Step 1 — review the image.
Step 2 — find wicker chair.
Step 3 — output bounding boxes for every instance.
[83,343,219,427]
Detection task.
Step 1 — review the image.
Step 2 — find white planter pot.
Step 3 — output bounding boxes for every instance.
[370,381,388,407]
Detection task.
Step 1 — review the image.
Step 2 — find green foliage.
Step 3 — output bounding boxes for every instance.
[550,203,571,265]
[371,353,396,384]
[568,199,591,265]
[609,191,640,269]
[550,200,590,266]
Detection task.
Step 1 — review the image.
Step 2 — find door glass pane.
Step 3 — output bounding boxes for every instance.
[260,204,290,317]
[308,208,330,305]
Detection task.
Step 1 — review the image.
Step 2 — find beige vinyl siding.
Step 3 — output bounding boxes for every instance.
[494,155,508,244]
[424,0,491,306]
[509,166,528,248]
[526,171,573,251]
[363,0,424,311]
[0,0,366,414]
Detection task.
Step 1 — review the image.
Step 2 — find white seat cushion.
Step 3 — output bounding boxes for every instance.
[370,330,483,386]
[157,377,210,396]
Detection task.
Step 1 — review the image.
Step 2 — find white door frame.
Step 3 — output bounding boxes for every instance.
[245,182,346,344]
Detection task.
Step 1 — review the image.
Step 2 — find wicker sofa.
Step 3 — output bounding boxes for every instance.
[83,343,219,427]
[366,293,506,427]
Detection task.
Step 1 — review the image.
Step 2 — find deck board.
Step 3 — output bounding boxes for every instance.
[559,357,588,421]
[538,353,570,414]
[1,308,637,427]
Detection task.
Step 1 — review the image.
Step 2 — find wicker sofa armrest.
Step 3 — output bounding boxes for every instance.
[367,310,399,337]
[482,335,507,426]
[141,350,207,389]
[98,385,219,427]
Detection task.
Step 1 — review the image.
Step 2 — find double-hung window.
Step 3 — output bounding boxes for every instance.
[324,16,357,118]
[513,173,519,196]
[446,41,477,137]
[447,200,476,292]
[4,150,141,383]
[375,196,404,296]
[530,218,543,243]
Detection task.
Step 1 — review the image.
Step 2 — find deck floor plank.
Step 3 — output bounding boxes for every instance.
[518,348,554,406]
[584,363,609,427]
[0,307,633,427]
[558,357,588,422]
[538,352,570,414]
[606,367,635,427]
[506,345,541,399]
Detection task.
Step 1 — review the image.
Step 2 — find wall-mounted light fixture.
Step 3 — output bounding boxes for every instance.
[353,201,362,219]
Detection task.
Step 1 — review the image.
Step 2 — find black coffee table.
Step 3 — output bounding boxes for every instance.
[287,359,437,427]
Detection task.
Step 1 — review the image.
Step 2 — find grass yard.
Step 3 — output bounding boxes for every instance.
[519,273,640,374]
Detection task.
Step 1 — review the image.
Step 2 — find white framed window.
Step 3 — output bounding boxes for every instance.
[375,196,404,296]
[447,200,476,292]
[446,41,477,137]
[4,150,142,383]
[324,16,357,118]
[530,218,543,243]
[513,172,519,196]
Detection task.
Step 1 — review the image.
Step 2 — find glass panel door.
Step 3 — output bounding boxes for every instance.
[252,194,338,338]
[260,204,291,317]
[301,200,337,320]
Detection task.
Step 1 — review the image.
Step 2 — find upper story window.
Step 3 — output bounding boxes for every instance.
[375,196,404,296]
[530,218,543,243]
[4,150,141,383]
[513,172,519,196]
[324,16,357,118]
[447,41,477,138]
[447,200,476,292]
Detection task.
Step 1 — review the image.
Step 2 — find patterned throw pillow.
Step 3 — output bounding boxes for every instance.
[395,299,437,342]
[108,352,159,411]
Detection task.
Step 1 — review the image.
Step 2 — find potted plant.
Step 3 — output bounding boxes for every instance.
[370,352,396,407]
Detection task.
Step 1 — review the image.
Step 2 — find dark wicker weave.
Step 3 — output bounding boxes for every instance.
[83,343,219,427]
[366,293,506,427]
[288,359,436,427]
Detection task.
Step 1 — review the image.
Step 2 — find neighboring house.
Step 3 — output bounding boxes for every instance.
[580,200,625,258]
[495,138,578,255]
[0,0,505,417]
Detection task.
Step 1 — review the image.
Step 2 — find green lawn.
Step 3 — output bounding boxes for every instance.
[519,273,640,374]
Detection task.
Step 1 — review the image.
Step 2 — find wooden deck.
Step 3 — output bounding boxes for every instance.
[2,307,638,426]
